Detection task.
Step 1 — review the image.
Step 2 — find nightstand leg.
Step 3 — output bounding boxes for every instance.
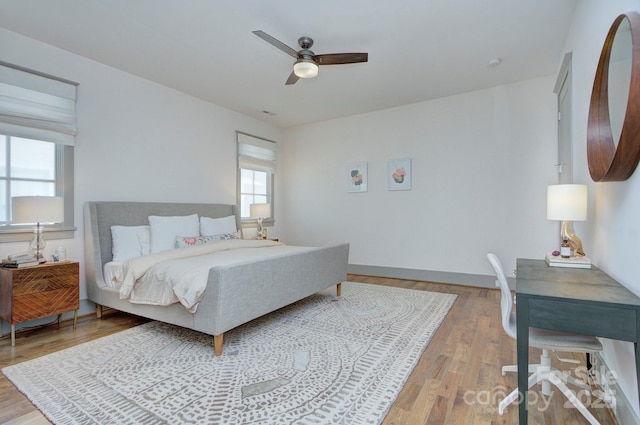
[10,324,15,347]
[73,310,78,330]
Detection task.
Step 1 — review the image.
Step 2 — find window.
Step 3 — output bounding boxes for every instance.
[240,168,269,217]
[0,61,77,241]
[237,132,276,223]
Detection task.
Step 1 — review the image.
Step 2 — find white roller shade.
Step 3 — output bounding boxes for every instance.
[237,132,277,172]
[0,62,78,146]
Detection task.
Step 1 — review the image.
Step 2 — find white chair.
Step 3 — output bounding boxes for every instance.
[486,253,603,424]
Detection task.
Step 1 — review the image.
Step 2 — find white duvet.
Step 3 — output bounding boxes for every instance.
[118,239,309,313]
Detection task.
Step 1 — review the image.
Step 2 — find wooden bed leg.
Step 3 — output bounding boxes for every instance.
[214,333,223,356]
[95,304,103,319]
[336,282,342,297]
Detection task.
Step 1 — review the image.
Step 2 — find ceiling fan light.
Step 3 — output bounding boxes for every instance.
[293,60,318,78]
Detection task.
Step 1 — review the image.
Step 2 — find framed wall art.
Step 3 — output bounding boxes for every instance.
[387,158,411,190]
[347,162,368,192]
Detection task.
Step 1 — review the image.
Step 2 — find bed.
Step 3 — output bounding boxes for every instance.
[84,201,349,356]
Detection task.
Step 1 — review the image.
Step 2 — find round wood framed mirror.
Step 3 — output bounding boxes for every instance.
[587,12,640,182]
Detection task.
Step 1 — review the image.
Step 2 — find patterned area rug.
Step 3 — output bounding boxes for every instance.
[3,282,456,425]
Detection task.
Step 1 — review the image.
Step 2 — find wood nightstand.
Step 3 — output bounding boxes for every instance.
[0,261,79,346]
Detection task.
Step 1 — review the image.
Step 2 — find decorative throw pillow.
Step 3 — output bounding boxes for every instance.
[111,225,150,262]
[206,232,241,241]
[148,214,199,253]
[175,235,214,248]
[200,215,237,237]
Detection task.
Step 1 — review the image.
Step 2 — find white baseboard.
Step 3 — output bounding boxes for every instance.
[591,352,640,425]
[347,263,514,289]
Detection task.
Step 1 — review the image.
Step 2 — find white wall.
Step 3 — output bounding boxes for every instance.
[0,29,283,304]
[282,76,559,278]
[560,0,640,414]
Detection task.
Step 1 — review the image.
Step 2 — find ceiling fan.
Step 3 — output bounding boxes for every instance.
[252,30,368,85]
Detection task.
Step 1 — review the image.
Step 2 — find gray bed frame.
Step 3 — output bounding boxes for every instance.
[84,201,349,356]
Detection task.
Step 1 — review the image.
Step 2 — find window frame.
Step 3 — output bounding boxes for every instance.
[0,136,75,243]
[236,131,276,229]
[0,61,77,243]
[239,168,275,225]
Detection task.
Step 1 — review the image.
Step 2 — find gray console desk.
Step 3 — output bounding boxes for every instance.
[516,258,640,424]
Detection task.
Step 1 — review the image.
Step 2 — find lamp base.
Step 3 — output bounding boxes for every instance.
[560,220,585,257]
[30,224,46,260]
[256,217,265,239]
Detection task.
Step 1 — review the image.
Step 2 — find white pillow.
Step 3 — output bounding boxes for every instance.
[138,228,151,256]
[200,215,237,237]
[111,225,150,262]
[148,214,199,253]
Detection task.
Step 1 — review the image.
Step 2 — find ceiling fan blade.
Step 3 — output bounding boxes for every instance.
[316,53,368,65]
[252,30,299,59]
[285,71,300,85]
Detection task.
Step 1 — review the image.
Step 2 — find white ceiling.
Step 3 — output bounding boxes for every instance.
[0,0,577,128]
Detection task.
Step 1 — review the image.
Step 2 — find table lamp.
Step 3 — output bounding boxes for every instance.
[12,196,64,260]
[547,184,587,256]
[250,203,271,239]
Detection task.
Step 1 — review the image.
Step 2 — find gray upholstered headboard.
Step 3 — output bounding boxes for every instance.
[85,201,237,270]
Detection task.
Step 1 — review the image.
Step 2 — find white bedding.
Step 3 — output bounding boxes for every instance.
[103,261,125,287]
[118,239,314,313]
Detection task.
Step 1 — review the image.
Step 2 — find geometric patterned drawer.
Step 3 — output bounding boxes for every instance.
[0,261,79,325]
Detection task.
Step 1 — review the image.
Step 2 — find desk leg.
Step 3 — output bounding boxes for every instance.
[517,298,530,425]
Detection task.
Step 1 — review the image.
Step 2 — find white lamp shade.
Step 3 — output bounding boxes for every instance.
[12,196,64,224]
[250,203,271,219]
[293,60,319,78]
[547,184,587,221]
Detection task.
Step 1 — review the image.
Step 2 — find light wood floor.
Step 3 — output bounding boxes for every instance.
[0,275,617,425]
